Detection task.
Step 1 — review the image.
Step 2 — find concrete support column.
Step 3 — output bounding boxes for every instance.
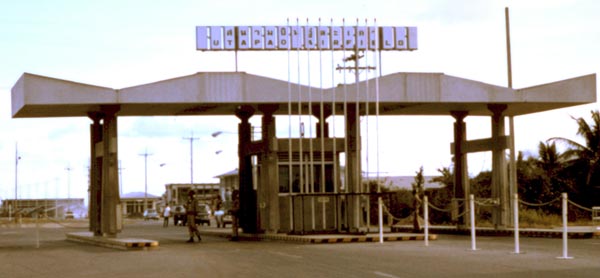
[313,105,331,138]
[488,104,509,228]
[88,112,103,236]
[236,105,257,233]
[100,105,120,237]
[451,111,469,227]
[345,104,362,232]
[258,105,279,234]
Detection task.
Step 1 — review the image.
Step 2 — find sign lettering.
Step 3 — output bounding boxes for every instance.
[196,25,417,51]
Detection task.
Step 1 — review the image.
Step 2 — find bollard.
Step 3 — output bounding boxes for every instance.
[557,192,573,259]
[424,196,429,247]
[470,194,477,251]
[513,193,520,254]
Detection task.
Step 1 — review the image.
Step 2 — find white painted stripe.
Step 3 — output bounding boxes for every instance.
[374,271,400,278]
[268,251,302,259]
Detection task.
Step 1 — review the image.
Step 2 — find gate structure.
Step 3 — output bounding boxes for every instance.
[10,19,596,238]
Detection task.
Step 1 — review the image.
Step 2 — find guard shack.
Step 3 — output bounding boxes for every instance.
[237,103,371,235]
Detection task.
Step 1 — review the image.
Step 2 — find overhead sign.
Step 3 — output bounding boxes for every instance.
[196,26,417,51]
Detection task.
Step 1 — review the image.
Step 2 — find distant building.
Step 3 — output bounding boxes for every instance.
[1,198,85,219]
[365,176,443,191]
[121,192,160,217]
[214,169,239,210]
[164,183,220,207]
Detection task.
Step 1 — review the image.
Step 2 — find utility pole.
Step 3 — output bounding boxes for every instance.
[65,165,72,214]
[139,150,153,211]
[14,142,20,222]
[183,133,200,190]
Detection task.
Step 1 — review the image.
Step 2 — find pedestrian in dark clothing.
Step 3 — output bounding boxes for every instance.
[229,190,240,241]
[185,190,202,243]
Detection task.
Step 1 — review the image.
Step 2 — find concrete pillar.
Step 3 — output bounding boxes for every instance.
[100,106,121,237]
[258,104,279,233]
[88,112,103,236]
[451,111,469,227]
[488,104,509,228]
[312,105,331,138]
[236,105,257,233]
[345,104,362,232]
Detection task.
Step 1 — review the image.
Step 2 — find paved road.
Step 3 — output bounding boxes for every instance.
[1,220,600,277]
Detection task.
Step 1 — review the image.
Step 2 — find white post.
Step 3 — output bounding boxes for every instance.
[424,195,429,246]
[513,193,520,254]
[557,192,573,259]
[378,196,383,244]
[470,194,477,251]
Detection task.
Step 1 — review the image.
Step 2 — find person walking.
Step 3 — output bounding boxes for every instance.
[185,190,202,243]
[213,195,224,228]
[229,190,240,241]
[163,204,171,227]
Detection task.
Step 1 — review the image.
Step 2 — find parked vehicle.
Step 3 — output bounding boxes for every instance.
[221,211,233,228]
[172,205,187,226]
[195,203,211,226]
[143,209,160,220]
[172,204,210,226]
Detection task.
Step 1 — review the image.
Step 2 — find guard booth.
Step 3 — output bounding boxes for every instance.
[254,153,371,234]
[277,154,339,234]
[251,133,371,235]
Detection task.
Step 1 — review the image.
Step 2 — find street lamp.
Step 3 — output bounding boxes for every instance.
[65,165,72,216]
[14,143,21,222]
[183,133,200,189]
[139,149,153,211]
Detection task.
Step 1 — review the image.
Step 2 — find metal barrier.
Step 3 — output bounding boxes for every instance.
[280,192,393,235]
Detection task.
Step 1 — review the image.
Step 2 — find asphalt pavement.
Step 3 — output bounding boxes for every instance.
[1,219,600,277]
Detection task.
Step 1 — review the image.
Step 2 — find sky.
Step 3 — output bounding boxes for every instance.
[0,0,599,204]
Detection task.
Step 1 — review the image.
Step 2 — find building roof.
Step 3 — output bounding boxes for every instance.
[11,72,595,118]
[121,192,160,199]
[214,168,238,178]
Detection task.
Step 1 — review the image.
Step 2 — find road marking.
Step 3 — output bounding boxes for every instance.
[373,271,400,278]
[268,251,302,259]
[0,231,19,235]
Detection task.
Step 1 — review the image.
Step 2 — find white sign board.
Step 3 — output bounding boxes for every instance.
[196,26,417,51]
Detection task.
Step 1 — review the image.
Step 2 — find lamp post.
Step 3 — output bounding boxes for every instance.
[183,133,200,189]
[14,143,20,222]
[139,149,153,212]
[65,165,72,215]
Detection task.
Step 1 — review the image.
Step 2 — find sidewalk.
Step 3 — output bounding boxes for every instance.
[197,226,436,244]
[64,224,437,250]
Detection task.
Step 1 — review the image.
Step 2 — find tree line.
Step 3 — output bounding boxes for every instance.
[370,110,600,225]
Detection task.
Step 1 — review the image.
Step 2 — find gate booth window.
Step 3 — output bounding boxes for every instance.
[278,164,335,194]
[274,155,341,234]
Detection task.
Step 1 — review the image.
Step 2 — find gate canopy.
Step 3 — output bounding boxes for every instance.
[11,71,596,118]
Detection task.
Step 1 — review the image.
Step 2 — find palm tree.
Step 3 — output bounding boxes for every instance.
[540,110,600,187]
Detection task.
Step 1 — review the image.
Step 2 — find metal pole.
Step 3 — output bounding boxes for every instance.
[557,192,573,259]
[424,195,429,246]
[14,142,19,222]
[470,194,477,251]
[378,196,383,243]
[513,193,520,254]
[505,7,518,228]
[183,133,200,189]
[139,150,153,211]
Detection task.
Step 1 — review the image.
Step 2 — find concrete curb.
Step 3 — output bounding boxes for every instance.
[66,232,159,250]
